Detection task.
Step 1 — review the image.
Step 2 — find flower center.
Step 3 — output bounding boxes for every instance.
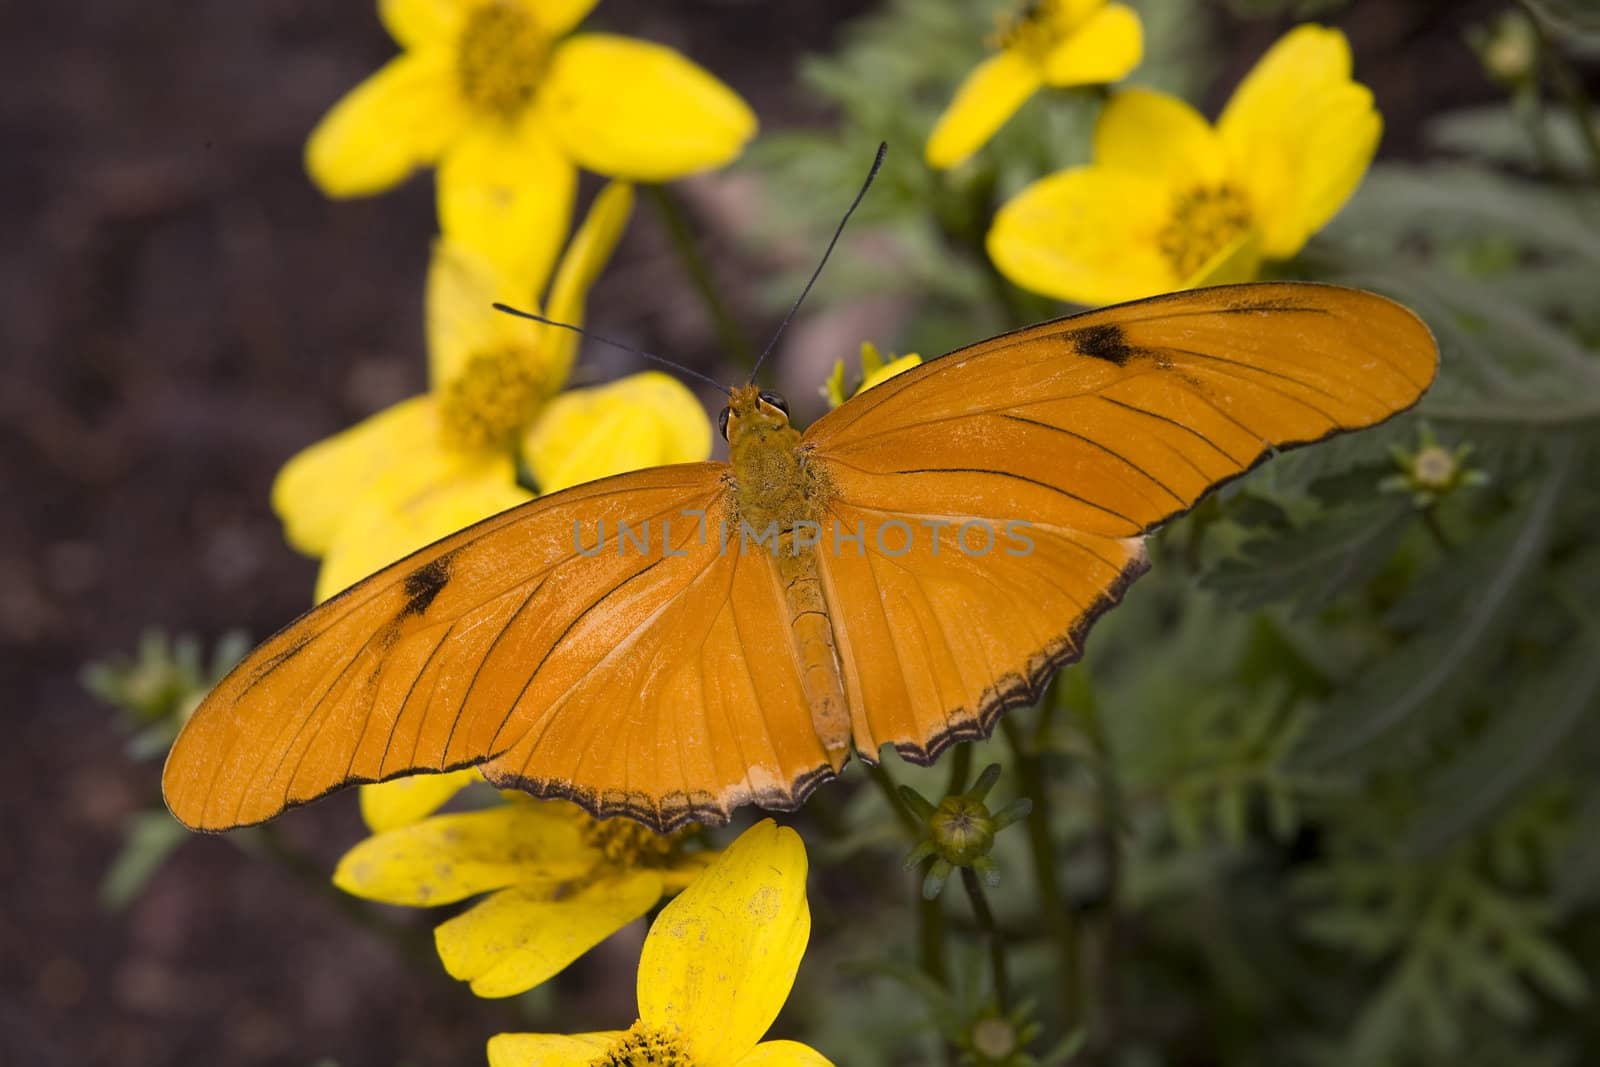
[578,809,695,869]
[589,1022,693,1067]
[456,1,548,118]
[1412,445,1458,489]
[991,0,1073,59]
[437,343,552,452]
[1157,183,1253,282]
[972,1017,1019,1059]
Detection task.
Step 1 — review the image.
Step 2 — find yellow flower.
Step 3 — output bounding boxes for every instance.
[926,0,1143,170]
[273,182,712,602]
[987,24,1381,306]
[523,370,713,494]
[822,341,923,409]
[336,772,718,998]
[487,820,830,1067]
[306,0,757,283]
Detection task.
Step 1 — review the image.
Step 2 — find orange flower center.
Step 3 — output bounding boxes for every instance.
[589,1022,692,1066]
[437,343,551,452]
[456,1,549,118]
[578,809,695,869]
[1158,183,1253,282]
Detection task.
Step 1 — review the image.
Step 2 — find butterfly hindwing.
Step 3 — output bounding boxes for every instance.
[479,514,835,830]
[815,501,1147,762]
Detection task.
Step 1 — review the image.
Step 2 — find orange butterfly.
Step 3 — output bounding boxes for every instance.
[163,280,1437,833]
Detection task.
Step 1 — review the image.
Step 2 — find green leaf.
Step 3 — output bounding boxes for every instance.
[1408,619,1600,854]
[1294,443,1572,765]
[1204,497,1414,615]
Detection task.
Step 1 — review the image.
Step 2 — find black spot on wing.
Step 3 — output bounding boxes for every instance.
[1068,323,1140,365]
[401,554,454,618]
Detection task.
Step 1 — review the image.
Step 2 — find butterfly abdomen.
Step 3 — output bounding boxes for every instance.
[774,544,850,772]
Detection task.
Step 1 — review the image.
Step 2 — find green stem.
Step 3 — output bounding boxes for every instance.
[877,758,954,1062]
[961,867,1010,1010]
[867,759,921,838]
[947,743,973,794]
[1077,707,1124,1057]
[1001,715,1081,1026]
[644,184,757,370]
[1419,505,1455,553]
[919,889,948,988]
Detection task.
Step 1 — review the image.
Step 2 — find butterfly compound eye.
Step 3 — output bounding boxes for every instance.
[758,391,789,416]
[718,406,731,441]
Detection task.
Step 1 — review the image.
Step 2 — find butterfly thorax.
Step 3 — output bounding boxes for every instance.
[723,383,850,770]
[725,384,823,531]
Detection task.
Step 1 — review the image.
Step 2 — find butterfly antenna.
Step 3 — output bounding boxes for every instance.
[749,142,888,383]
[493,303,732,397]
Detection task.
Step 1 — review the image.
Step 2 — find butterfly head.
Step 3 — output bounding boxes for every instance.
[719,383,791,444]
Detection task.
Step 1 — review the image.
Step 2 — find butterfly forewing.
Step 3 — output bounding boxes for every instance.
[165,463,827,831]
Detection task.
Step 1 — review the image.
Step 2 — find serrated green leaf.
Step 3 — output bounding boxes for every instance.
[1329,163,1600,264]
[1408,619,1600,854]
[1295,444,1572,765]
[1204,497,1414,615]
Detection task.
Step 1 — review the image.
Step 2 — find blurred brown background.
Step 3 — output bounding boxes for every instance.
[2,2,1509,1063]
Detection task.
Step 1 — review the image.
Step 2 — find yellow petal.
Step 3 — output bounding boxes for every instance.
[1183,228,1263,289]
[1220,24,1354,136]
[425,238,543,389]
[543,35,757,180]
[438,112,577,300]
[358,769,483,833]
[437,873,663,997]
[822,361,848,410]
[637,820,810,1066]
[1092,88,1227,185]
[526,0,600,36]
[987,167,1175,305]
[733,1041,837,1067]
[658,850,719,892]
[1218,25,1379,258]
[858,341,885,378]
[271,395,444,557]
[1045,0,1108,28]
[314,470,529,602]
[522,371,712,494]
[1283,88,1380,252]
[857,354,922,395]
[305,49,467,197]
[1043,3,1143,86]
[332,805,595,906]
[925,50,1043,170]
[546,182,635,332]
[487,1032,623,1067]
[379,0,470,48]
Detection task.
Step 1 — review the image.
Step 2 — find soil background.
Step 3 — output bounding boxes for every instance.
[2,2,1512,1064]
